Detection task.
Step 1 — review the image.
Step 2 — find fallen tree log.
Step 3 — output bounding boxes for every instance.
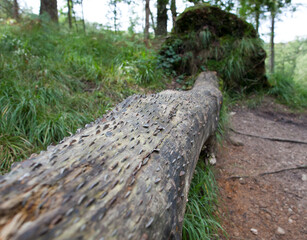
[0,72,222,240]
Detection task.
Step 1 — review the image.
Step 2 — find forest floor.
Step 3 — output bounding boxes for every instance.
[216,97,307,240]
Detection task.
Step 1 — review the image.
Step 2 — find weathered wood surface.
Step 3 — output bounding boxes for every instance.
[0,72,222,240]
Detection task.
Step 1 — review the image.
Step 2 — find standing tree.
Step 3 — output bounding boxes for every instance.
[170,0,176,28]
[108,0,132,32]
[144,0,150,43]
[12,0,19,20]
[0,0,20,19]
[40,0,58,22]
[109,0,120,31]
[79,0,86,33]
[150,7,157,35]
[238,0,266,33]
[67,0,72,28]
[265,0,292,73]
[156,0,168,36]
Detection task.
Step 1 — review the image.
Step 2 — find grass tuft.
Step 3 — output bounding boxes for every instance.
[0,19,166,173]
[268,72,307,109]
[183,160,224,240]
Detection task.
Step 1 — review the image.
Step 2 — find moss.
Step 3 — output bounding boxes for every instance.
[159,4,267,91]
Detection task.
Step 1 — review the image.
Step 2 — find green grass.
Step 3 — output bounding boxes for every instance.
[0,18,166,173]
[183,160,224,240]
[268,72,307,109]
[215,91,232,144]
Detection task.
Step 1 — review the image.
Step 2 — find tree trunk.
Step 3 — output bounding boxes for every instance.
[67,0,72,29]
[40,0,58,23]
[170,0,176,29]
[156,0,168,36]
[270,10,275,74]
[144,0,150,43]
[255,2,260,34]
[113,1,117,32]
[0,72,222,240]
[80,0,86,33]
[255,11,259,33]
[12,0,19,20]
[150,8,157,35]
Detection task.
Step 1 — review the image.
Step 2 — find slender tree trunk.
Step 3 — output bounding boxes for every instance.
[40,0,58,23]
[170,0,176,29]
[270,10,275,74]
[67,0,72,29]
[145,0,150,43]
[80,0,86,33]
[255,11,259,33]
[255,3,260,34]
[150,9,157,35]
[113,1,117,32]
[156,0,168,36]
[13,0,19,20]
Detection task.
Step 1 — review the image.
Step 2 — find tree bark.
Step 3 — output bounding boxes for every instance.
[67,0,72,29]
[270,10,275,74]
[156,0,168,36]
[80,0,86,33]
[144,0,150,43]
[0,72,222,240]
[150,8,157,35]
[12,0,19,20]
[170,0,176,29]
[40,0,58,23]
[255,2,260,34]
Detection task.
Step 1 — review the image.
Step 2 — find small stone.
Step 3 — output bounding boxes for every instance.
[229,136,244,146]
[302,174,307,181]
[276,227,286,235]
[250,228,258,235]
[209,154,216,165]
[288,218,294,224]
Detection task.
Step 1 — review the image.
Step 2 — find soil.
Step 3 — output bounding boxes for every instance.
[216,97,307,240]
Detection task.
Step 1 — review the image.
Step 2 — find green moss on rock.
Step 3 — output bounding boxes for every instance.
[159,4,267,91]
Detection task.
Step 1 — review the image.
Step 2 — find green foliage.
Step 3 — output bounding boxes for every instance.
[294,53,307,84]
[183,160,224,240]
[0,19,166,173]
[268,72,307,108]
[266,38,307,82]
[0,0,15,19]
[159,5,267,91]
[186,0,235,11]
[160,32,266,91]
[215,92,231,144]
[199,29,212,49]
[264,38,307,109]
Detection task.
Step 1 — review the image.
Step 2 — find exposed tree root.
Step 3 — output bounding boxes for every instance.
[230,128,307,145]
[227,165,307,180]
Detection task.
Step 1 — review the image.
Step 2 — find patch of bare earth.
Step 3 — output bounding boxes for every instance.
[216,97,307,240]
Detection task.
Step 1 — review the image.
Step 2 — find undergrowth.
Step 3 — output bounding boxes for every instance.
[183,160,224,240]
[215,92,232,144]
[268,72,307,109]
[0,18,166,173]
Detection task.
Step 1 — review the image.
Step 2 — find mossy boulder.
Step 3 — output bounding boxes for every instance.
[159,4,267,91]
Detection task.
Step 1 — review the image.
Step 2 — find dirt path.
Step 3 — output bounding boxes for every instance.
[216,97,307,240]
